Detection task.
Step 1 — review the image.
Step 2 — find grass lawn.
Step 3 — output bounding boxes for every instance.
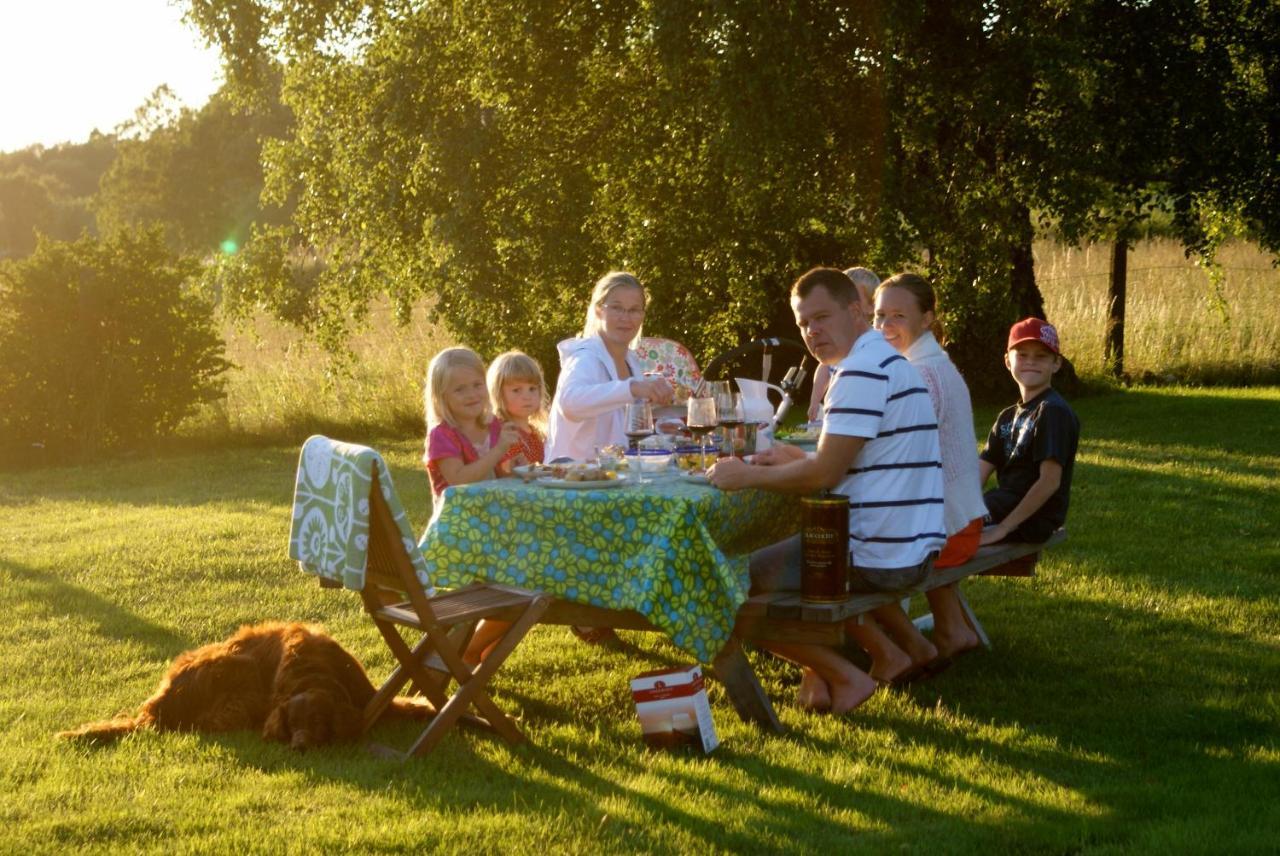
[1,387,1277,853]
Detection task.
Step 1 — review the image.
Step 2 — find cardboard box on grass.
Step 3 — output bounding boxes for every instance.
[630,665,719,753]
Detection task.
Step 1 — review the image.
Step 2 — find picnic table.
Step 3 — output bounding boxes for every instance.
[417,468,1063,733]
[420,471,801,663]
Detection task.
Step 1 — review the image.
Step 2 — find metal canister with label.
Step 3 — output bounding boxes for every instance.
[801,493,850,602]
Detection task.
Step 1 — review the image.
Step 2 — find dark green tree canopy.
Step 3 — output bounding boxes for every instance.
[187,0,1278,392]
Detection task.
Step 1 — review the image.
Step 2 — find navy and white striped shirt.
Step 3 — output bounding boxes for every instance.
[824,330,946,569]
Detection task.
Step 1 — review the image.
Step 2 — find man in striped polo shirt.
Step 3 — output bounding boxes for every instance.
[710,267,946,714]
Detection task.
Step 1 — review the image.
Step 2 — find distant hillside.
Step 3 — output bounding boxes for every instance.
[0,83,291,262]
[0,134,116,258]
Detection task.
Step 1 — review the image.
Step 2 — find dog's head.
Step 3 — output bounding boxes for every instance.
[262,689,363,750]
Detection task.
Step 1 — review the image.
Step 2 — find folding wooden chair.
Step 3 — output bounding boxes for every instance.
[289,436,549,759]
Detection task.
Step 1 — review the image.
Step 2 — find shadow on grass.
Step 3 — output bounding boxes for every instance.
[1,558,194,656]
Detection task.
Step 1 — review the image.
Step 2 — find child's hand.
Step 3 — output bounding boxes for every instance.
[497,421,522,451]
[979,523,1009,546]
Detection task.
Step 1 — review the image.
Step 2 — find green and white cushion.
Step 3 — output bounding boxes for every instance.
[288,435,434,593]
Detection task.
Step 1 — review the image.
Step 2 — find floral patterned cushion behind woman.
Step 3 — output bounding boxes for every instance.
[635,337,703,400]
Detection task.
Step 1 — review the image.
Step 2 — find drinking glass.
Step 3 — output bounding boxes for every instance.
[686,396,718,471]
[624,400,655,486]
[717,392,744,457]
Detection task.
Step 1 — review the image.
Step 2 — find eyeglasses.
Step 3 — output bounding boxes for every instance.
[601,303,645,318]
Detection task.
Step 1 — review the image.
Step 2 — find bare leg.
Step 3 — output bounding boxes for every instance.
[845,615,916,683]
[462,619,510,667]
[925,584,980,658]
[796,668,832,711]
[869,604,938,669]
[761,641,879,714]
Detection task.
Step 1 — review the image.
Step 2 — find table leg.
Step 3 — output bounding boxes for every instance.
[711,637,785,734]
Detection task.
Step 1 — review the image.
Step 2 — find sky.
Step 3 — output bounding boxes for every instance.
[0,0,223,153]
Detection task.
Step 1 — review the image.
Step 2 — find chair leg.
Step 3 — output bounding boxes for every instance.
[404,597,550,756]
[365,621,451,732]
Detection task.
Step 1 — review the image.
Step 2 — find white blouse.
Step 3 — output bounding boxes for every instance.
[545,335,643,462]
[905,332,988,535]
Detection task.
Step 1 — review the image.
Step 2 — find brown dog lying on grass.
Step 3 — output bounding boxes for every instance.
[59,621,430,750]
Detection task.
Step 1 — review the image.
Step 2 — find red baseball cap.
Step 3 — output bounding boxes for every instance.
[1007,317,1061,355]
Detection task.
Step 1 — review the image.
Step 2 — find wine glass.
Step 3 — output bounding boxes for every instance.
[717,391,744,457]
[686,395,718,472]
[624,400,655,486]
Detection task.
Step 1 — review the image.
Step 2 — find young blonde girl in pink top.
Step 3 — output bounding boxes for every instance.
[423,348,521,498]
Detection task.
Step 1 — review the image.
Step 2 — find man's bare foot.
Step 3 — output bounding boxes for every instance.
[933,624,981,660]
[868,647,915,685]
[828,669,880,714]
[796,668,832,711]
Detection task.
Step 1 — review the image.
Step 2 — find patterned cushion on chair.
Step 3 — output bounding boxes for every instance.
[288,435,434,593]
[635,337,703,395]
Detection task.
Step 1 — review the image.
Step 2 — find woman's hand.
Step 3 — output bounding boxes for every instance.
[629,376,674,405]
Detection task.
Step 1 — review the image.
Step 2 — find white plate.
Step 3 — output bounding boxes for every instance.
[537,474,630,490]
[679,471,711,485]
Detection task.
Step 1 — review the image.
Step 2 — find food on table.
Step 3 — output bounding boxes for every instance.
[520,463,618,482]
[675,453,707,474]
[777,423,822,443]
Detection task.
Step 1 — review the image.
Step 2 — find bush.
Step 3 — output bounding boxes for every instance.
[0,230,228,464]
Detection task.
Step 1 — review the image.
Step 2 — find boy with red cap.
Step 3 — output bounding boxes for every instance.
[978,318,1080,545]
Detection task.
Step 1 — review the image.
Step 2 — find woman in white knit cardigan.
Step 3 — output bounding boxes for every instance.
[872,273,987,666]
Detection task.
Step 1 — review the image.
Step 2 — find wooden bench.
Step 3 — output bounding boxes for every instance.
[734,530,1066,649]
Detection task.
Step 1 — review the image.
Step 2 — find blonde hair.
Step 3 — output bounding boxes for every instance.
[582,270,645,342]
[487,350,549,431]
[843,266,881,309]
[424,347,490,430]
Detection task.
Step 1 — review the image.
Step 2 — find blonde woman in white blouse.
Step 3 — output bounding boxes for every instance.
[872,273,987,667]
[545,271,673,463]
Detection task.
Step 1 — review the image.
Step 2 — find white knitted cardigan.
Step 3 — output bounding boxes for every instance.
[905,332,988,535]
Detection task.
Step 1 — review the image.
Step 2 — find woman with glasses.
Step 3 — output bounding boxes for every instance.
[545,271,674,463]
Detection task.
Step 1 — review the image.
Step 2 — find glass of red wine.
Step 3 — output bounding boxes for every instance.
[686,395,717,472]
[716,391,744,457]
[624,400,655,486]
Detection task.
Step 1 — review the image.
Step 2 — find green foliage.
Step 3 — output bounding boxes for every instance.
[186,1,1279,392]
[0,230,229,463]
[95,84,293,257]
[0,134,114,258]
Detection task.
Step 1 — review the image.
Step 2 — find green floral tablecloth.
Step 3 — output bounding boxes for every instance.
[419,475,800,662]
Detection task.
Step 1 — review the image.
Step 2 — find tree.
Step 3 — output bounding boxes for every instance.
[0,134,114,259]
[185,0,1278,393]
[0,230,229,463]
[95,83,293,257]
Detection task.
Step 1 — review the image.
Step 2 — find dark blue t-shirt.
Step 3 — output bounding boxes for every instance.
[979,387,1079,542]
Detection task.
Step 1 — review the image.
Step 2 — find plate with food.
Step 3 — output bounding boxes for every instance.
[678,470,711,485]
[538,472,629,490]
[777,422,822,446]
[524,462,627,489]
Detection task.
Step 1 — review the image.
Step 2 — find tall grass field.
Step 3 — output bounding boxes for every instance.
[1038,238,1279,383]
[188,238,1279,443]
[2,388,1277,852]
